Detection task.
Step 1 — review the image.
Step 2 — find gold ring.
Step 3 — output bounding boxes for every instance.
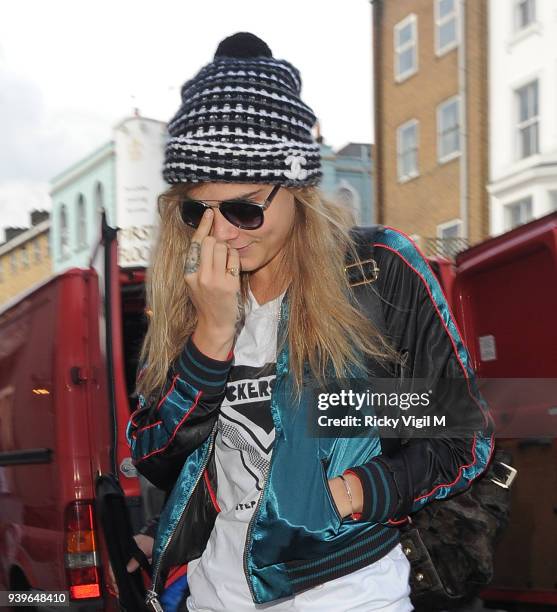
[226,267,240,277]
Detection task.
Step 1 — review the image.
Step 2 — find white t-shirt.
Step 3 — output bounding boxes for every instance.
[186,288,413,612]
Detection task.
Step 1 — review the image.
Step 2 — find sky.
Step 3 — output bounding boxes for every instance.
[0,0,374,230]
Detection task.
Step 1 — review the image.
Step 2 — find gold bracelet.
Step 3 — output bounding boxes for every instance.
[339,474,357,520]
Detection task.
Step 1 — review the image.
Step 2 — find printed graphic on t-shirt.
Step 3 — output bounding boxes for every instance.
[219,363,276,492]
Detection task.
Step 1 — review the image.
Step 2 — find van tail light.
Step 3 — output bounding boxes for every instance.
[64,501,101,600]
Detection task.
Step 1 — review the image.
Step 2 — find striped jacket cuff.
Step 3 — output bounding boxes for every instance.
[344,458,400,523]
[175,336,234,395]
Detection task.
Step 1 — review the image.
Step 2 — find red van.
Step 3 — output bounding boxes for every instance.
[0,217,146,610]
[450,211,557,608]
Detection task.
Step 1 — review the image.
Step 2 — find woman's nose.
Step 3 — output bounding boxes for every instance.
[210,207,241,242]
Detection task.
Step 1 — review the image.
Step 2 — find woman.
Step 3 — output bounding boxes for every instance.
[126,32,494,611]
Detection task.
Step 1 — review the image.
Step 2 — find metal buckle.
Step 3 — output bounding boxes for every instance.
[489,461,518,489]
[344,258,380,287]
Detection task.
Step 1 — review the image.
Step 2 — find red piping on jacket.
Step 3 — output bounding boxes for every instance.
[129,374,179,428]
[155,374,179,412]
[204,469,221,512]
[133,390,204,463]
[131,420,162,438]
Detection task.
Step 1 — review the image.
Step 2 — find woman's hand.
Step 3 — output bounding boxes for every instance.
[185,209,244,359]
[107,534,154,598]
[328,474,364,518]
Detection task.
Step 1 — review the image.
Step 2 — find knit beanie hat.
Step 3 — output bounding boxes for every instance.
[162,32,322,187]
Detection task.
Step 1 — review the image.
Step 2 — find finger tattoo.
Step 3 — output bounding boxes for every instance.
[185,241,201,274]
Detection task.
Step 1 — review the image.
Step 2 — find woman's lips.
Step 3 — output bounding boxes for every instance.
[235,243,253,252]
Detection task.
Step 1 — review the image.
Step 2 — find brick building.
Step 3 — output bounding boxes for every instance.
[372,0,489,257]
[0,211,51,307]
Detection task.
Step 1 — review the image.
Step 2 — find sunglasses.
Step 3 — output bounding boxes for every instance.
[177,184,281,230]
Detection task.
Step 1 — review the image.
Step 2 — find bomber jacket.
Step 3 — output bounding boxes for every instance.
[126,225,495,608]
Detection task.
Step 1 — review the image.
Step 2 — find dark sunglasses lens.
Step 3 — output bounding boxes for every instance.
[221,200,263,229]
[180,200,206,228]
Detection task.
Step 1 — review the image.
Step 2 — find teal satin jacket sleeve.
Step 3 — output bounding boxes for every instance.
[126,336,234,490]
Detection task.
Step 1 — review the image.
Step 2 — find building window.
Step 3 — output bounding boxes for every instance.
[434,219,464,258]
[33,239,41,263]
[435,0,458,55]
[397,119,419,182]
[60,204,69,258]
[10,252,17,275]
[516,80,539,159]
[438,220,462,239]
[437,96,461,162]
[394,14,418,82]
[21,244,29,269]
[77,194,87,249]
[504,197,533,231]
[95,182,105,213]
[515,0,536,31]
[0,260,3,283]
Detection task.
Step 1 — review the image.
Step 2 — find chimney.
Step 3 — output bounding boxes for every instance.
[4,227,28,243]
[30,209,50,226]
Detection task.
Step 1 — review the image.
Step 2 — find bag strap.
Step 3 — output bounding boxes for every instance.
[345,225,404,459]
[95,474,151,611]
[345,225,388,335]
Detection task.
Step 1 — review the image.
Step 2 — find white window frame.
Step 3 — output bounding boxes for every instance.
[435,0,459,56]
[397,119,419,182]
[437,95,461,163]
[504,196,533,231]
[437,219,463,239]
[515,79,539,160]
[514,0,536,32]
[394,14,418,82]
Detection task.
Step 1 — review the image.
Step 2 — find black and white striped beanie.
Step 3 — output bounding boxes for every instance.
[163,32,322,187]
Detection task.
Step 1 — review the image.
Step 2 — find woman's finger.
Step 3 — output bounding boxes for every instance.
[213,242,229,278]
[226,247,241,281]
[185,210,214,276]
[198,236,216,282]
[185,239,202,276]
[190,208,214,244]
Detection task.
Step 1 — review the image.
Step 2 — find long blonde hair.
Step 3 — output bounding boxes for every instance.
[137,183,401,403]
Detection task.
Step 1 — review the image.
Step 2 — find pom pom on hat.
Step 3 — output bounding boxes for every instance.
[214,32,273,59]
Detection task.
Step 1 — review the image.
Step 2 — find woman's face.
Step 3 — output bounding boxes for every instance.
[186,182,296,276]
